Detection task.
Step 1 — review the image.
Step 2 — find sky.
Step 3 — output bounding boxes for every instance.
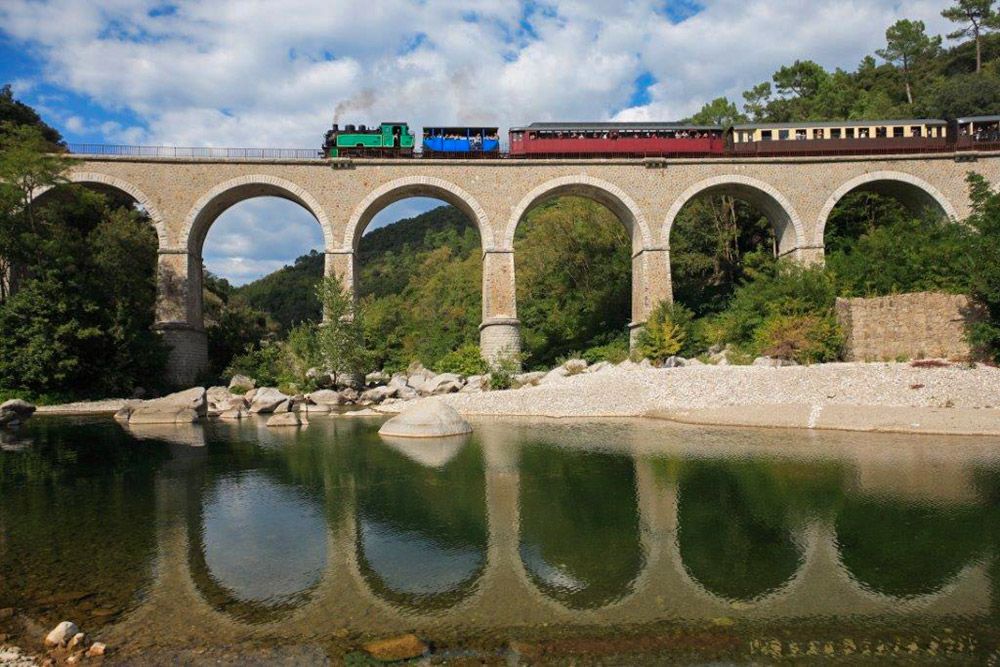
[0,0,954,284]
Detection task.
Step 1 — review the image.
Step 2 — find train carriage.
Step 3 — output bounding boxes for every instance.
[730,119,949,156]
[956,115,1000,149]
[423,127,500,155]
[508,122,726,158]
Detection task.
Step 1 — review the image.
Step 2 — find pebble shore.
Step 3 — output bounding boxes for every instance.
[435,362,1000,436]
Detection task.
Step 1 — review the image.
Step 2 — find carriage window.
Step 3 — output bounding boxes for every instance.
[858,128,869,138]
[761,130,773,141]
[846,128,855,138]
[814,129,825,139]
[875,127,887,138]
[794,129,807,140]
[910,126,922,137]
[892,127,904,138]
[778,130,789,140]
[831,128,842,139]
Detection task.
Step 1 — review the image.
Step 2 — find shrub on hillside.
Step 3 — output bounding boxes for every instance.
[436,343,489,376]
[637,302,696,363]
[753,313,843,364]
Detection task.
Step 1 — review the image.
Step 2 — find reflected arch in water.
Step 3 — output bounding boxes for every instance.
[187,470,328,622]
[835,496,988,599]
[518,444,644,609]
[676,460,813,602]
[354,436,488,611]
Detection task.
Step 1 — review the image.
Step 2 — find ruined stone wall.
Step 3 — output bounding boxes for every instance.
[836,292,975,362]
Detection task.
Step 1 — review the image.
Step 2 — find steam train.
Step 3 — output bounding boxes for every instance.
[322,116,1000,158]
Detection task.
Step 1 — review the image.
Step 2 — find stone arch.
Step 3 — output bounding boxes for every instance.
[343,176,492,251]
[34,171,168,248]
[180,174,335,255]
[816,171,959,247]
[502,174,653,250]
[663,175,806,258]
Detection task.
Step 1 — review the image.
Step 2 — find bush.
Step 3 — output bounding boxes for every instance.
[710,262,838,350]
[636,302,696,363]
[965,173,1000,362]
[753,313,843,364]
[488,347,521,390]
[226,342,284,388]
[436,343,488,376]
[582,340,630,364]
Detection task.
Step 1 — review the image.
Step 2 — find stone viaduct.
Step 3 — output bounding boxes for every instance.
[45,149,1000,384]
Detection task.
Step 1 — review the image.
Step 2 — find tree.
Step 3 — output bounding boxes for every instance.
[965,173,1000,361]
[0,84,63,145]
[688,97,748,127]
[772,60,829,98]
[314,275,371,383]
[741,83,772,121]
[942,0,999,73]
[877,20,942,105]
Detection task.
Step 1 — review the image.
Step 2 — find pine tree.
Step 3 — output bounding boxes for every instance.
[942,0,999,73]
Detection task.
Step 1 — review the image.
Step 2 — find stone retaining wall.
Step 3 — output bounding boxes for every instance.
[835,292,975,362]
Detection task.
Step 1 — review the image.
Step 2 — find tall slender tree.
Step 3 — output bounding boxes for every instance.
[877,20,941,105]
[942,0,999,73]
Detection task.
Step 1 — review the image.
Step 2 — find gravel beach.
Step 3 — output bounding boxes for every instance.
[434,362,1000,436]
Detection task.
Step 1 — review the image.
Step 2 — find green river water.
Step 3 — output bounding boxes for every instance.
[1,414,999,663]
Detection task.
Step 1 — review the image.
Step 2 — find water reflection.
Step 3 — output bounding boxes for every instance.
[354,435,487,610]
[192,472,326,618]
[518,444,644,609]
[3,415,1000,656]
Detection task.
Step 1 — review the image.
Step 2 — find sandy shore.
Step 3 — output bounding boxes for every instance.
[434,362,1000,437]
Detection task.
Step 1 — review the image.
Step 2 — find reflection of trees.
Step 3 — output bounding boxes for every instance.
[677,459,844,602]
[353,435,488,609]
[519,444,642,609]
[0,419,166,627]
[836,498,987,598]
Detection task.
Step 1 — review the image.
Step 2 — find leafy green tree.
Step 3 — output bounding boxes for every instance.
[965,173,1000,360]
[741,82,772,121]
[942,0,999,73]
[636,302,696,362]
[314,275,371,383]
[0,84,63,145]
[918,72,1000,117]
[877,20,942,104]
[773,60,829,99]
[687,97,747,127]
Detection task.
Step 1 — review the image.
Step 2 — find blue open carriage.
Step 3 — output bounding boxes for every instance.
[422,127,500,154]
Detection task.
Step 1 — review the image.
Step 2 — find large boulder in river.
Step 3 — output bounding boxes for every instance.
[127,387,206,424]
[0,399,36,428]
[266,411,303,427]
[248,387,289,414]
[378,400,472,438]
[307,389,346,406]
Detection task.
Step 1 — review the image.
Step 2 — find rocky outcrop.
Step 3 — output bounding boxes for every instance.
[421,373,464,395]
[0,399,36,428]
[228,375,256,391]
[266,411,303,427]
[125,387,206,425]
[248,387,289,414]
[378,400,472,438]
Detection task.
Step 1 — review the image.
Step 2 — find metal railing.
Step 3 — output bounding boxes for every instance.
[66,144,325,159]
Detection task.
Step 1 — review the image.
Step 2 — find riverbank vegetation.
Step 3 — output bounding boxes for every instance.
[4,8,1000,400]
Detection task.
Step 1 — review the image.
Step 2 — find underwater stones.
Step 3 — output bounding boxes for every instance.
[378,400,472,438]
[362,634,427,662]
[44,621,78,647]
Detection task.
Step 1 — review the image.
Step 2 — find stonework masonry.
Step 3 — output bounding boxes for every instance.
[43,150,1000,384]
[836,292,977,362]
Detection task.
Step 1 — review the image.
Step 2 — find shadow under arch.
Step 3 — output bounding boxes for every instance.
[834,495,988,600]
[816,171,959,248]
[353,434,489,612]
[663,175,806,258]
[186,469,328,624]
[517,443,645,610]
[342,176,493,251]
[34,171,169,248]
[502,175,653,251]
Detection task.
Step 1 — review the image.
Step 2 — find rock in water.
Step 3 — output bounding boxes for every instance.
[378,400,472,438]
[44,621,79,647]
[362,634,427,662]
[266,412,302,427]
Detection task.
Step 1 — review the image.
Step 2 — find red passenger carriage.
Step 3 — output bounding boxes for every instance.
[508,122,725,158]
